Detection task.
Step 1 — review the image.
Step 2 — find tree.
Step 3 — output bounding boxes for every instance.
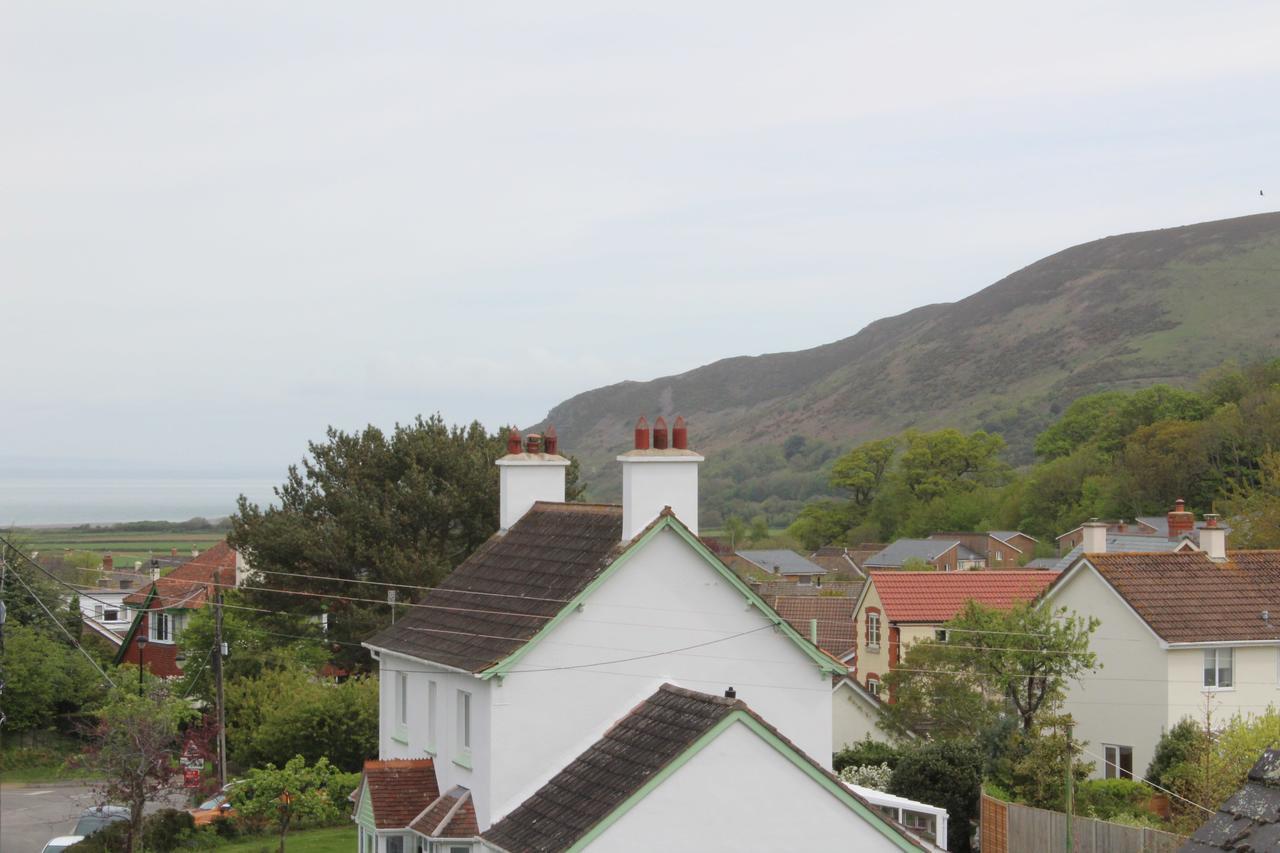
[84,686,196,853]
[1226,449,1280,548]
[889,741,983,853]
[748,515,770,544]
[1146,717,1204,789]
[229,755,341,853]
[785,500,858,550]
[722,516,747,550]
[897,429,1009,501]
[0,623,104,732]
[830,437,898,507]
[882,602,1098,736]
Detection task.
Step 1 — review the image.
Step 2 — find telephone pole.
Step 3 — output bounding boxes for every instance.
[1065,722,1075,853]
[213,591,227,788]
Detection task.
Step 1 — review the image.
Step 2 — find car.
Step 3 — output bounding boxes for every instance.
[72,805,130,837]
[188,782,241,826]
[41,836,85,853]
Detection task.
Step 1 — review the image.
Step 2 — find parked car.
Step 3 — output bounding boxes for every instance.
[188,782,241,826]
[72,805,130,837]
[41,836,85,853]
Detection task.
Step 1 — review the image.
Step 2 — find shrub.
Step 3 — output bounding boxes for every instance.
[839,763,893,791]
[210,815,241,839]
[1146,718,1204,788]
[1075,778,1150,820]
[834,736,903,773]
[890,741,983,853]
[325,770,363,816]
[141,808,195,853]
[66,820,129,853]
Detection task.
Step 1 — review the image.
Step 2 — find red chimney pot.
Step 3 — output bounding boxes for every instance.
[673,416,688,450]
[653,416,669,449]
[524,433,543,454]
[544,425,558,455]
[634,416,650,450]
[507,430,522,455]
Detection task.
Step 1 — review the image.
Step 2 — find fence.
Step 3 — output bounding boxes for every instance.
[980,794,1186,853]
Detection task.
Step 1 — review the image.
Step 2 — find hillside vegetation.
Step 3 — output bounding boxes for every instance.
[534,211,1280,513]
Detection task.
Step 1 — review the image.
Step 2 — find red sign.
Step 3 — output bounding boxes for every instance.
[183,768,201,788]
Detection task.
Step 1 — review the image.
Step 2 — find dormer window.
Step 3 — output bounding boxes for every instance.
[1203,648,1234,689]
[149,611,172,643]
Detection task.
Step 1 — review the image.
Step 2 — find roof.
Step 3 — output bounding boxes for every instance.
[482,684,925,853]
[1049,534,1190,571]
[749,580,865,599]
[738,549,827,575]
[1059,551,1280,643]
[771,596,857,658]
[1178,749,1280,852]
[356,759,441,830]
[122,541,237,609]
[864,539,978,568]
[868,570,1059,623]
[365,503,625,672]
[989,531,1035,546]
[409,786,479,839]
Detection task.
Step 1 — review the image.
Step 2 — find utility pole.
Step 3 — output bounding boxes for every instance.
[1065,722,1075,853]
[213,591,227,788]
[388,589,397,625]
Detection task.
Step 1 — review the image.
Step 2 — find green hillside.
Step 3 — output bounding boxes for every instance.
[532,212,1280,511]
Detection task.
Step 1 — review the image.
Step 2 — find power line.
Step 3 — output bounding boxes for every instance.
[4,565,118,689]
[1076,743,1214,815]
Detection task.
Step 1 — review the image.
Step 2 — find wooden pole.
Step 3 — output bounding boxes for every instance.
[214,592,227,788]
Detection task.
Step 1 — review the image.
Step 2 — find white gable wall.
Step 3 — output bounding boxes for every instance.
[833,680,892,749]
[584,721,904,852]
[488,527,833,824]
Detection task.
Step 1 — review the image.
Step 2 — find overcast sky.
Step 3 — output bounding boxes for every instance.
[4,1,1278,488]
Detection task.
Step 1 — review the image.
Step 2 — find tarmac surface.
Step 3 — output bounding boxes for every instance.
[0,781,185,853]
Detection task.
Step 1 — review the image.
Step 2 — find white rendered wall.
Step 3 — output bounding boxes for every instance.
[585,721,903,852]
[377,652,494,827]
[77,589,131,625]
[488,527,832,824]
[1166,644,1280,731]
[619,452,701,540]
[1047,566,1169,779]
[497,456,568,530]
[833,682,890,749]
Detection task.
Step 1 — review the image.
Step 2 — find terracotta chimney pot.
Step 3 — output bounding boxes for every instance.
[634,416,651,450]
[653,416,669,450]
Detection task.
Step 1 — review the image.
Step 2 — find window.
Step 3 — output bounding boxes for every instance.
[867,678,881,697]
[1104,744,1134,780]
[1204,648,1234,689]
[94,604,105,619]
[149,611,171,642]
[396,672,408,729]
[457,690,472,753]
[935,629,949,643]
[796,575,811,586]
[104,607,119,621]
[867,612,881,649]
[426,681,438,752]
[994,549,1003,562]
[386,836,404,853]
[448,847,473,853]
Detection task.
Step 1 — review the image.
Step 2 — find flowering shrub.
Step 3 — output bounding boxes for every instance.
[839,762,893,791]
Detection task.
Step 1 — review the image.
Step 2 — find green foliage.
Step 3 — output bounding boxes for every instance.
[1225,449,1280,547]
[698,437,844,528]
[889,741,983,853]
[67,818,130,853]
[1,532,84,637]
[747,515,770,544]
[839,763,893,791]
[833,736,904,773]
[229,756,342,853]
[899,557,935,572]
[226,665,378,772]
[786,500,858,550]
[898,429,1010,500]
[831,437,898,506]
[1145,718,1205,788]
[1164,707,1280,829]
[141,808,196,853]
[1075,778,1152,821]
[990,713,1092,810]
[0,622,106,732]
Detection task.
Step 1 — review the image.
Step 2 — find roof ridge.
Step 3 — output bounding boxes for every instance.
[529,501,622,513]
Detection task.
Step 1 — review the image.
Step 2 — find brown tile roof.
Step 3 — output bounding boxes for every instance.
[870,570,1058,623]
[365,503,624,672]
[409,786,478,838]
[122,541,237,609]
[359,759,440,830]
[482,684,923,853]
[771,596,858,658]
[1075,551,1280,643]
[750,580,864,599]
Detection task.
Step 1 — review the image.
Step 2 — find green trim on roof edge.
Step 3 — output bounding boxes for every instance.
[112,585,156,666]
[480,513,844,679]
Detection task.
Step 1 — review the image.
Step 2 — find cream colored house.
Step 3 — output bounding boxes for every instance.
[1040,524,1280,781]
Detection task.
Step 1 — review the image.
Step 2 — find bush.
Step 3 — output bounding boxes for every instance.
[1146,718,1204,788]
[890,741,983,853]
[325,770,363,817]
[210,816,241,839]
[66,820,129,853]
[834,736,903,773]
[141,808,195,853]
[1075,778,1150,820]
[839,763,893,791]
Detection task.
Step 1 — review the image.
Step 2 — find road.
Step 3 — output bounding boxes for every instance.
[0,782,185,852]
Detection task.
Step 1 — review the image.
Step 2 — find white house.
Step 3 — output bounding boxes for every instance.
[832,676,907,750]
[1041,517,1280,780]
[359,419,932,851]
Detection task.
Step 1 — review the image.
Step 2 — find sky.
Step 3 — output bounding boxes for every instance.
[3,2,1279,520]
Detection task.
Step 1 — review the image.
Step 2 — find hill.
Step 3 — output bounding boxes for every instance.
[532,211,1280,515]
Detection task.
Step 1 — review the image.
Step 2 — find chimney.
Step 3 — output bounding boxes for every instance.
[1082,519,1107,554]
[1200,513,1227,561]
[171,548,178,557]
[618,415,703,540]
[1167,499,1195,540]
[496,424,570,530]
[102,553,114,574]
[191,545,200,558]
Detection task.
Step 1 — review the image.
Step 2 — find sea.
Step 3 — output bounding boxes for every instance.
[0,476,280,526]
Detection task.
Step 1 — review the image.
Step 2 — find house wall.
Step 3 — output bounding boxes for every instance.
[855,585,887,687]
[119,607,186,678]
[1165,644,1280,730]
[582,721,905,852]
[487,527,833,827]
[929,544,959,572]
[1047,566,1170,779]
[833,681,890,748]
[377,651,493,827]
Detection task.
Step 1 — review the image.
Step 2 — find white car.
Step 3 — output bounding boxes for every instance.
[41,836,85,853]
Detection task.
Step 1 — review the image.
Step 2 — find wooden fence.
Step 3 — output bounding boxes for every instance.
[980,794,1186,853]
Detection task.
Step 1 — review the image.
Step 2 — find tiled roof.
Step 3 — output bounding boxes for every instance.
[738,549,827,575]
[482,684,923,853]
[1178,749,1280,852]
[749,580,864,599]
[808,549,866,577]
[989,531,1034,546]
[771,596,858,658]
[358,759,440,830]
[1050,534,1190,571]
[865,539,976,567]
[122,541,237,609]
[869,570,1059,623]
[409,786,478,839]
[365,503,624,672]
[1074,551,1280,643]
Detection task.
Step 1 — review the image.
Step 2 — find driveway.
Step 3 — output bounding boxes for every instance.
[0,782,186,852]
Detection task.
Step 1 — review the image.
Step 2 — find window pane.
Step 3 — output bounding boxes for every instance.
[1104,746,1117,779]
[1204,650,1216,687]
[1219,648,1233,688]
[386,836,404,853]
[1119,747,1133,780]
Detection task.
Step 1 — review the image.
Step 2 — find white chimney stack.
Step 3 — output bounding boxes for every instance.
[496,428,570,531]
[1082,519,1107,554]
[1200,514,1227,562]
[618,415,702,541]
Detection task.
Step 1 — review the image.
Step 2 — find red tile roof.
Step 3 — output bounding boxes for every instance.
[1069,551,1280,643]
[359,759,440,830]
[123,541,237,609]
[409,787,478,838]
[869,570,1058,623]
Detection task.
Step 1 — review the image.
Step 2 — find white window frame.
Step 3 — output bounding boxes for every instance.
[385,834,406,853]
[867,678,881,697]
[935,628,949,643]
[94,604,105,619]
[457,690,472,758]
[1103,744,1134,780]
[426,681,438,754]
[1203,648,1235,690]
[867,612,881,650]
[149,611,172,643]
[394,672,408,740]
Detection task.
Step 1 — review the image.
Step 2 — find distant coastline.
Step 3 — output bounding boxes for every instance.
[0,476,278,526]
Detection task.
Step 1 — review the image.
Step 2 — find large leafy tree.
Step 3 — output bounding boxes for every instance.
[229,755,341,853]
[0,623,103,732]
[897,429,1009,501]
[830,436,898,507]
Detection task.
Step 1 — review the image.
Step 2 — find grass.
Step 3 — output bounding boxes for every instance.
[0,763,98,784]
[16,529,229,565]
[0,736,98,784]
[214,826,355,853]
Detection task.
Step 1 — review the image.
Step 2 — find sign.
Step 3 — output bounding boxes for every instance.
[183,768,201,788]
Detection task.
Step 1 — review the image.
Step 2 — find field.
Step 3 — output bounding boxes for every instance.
[13,528,230,565]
